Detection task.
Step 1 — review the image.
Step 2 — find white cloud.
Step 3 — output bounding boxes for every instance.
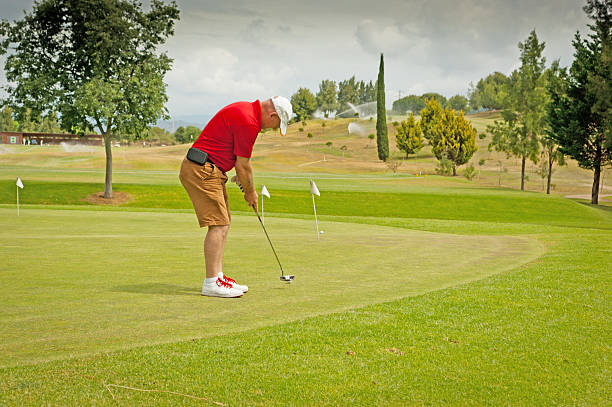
[355,20,428,56]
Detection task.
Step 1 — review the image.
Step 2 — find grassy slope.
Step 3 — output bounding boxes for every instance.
[1,180,610,230]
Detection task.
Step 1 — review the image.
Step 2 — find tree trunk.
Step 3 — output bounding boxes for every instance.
[520,155,526,191]
[546,155,553,195]
[104,134,113,199]
[452,165,456,176]
[592,162,600,205]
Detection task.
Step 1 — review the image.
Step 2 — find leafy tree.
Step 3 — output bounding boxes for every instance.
[291,87,317,122]
[420,97,445,144]
[337,76,359,113]
[395,112,424,158]
[487,30,547,190]
[39,111,63,133]
[585,0,612,150]
[468,72,510,110]
[316,80,338,115]
[540,61,567,194]
[357,80,376,104]
[448,95,469,112]
[0,106,16,131]
[547,1,612,204]
[421,92,447,107]
[376,54,389,161]
[421,98,477,175]
[392,94,425,114]
[174,125,200,144]
[16,108,41,132]
[0,0,179,198]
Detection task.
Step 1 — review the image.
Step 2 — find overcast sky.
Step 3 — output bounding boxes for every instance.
[1,0,591,125]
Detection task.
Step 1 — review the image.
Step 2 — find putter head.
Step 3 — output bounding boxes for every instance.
[280,275,295,283]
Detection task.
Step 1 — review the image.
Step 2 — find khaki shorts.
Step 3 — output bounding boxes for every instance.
[179,157,230,227]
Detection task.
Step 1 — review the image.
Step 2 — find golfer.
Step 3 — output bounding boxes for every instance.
[179,96,293,298]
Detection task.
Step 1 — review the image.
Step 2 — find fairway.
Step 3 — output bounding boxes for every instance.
[0,207,543,367]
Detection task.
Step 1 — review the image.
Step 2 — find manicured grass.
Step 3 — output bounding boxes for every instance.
[0,207,543,368]
[0,219,609,405]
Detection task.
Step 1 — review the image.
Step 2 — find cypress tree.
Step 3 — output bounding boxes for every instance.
[376,53,389,161]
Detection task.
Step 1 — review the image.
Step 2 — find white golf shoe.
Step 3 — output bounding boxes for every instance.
[201,278,243,298]
[218,272,248,293]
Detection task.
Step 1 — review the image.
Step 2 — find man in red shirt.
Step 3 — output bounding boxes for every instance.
[179,96,293,298]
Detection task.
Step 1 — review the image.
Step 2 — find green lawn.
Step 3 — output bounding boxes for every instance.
[0,175,610,405]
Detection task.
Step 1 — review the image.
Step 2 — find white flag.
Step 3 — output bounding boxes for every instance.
[16,178,24,189]
[310,180,320,196]
[261,184,270,198]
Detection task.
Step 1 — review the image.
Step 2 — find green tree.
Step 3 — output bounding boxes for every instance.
[421,98,477,175]
[376,54,389,161]
[420,97,445,144]
[40,111,63,133]
[174,125,200,144]
[337,76,359,113]
[0,0,179,198]
[541,61,568,195]
[0,106,16,131]
[316,80,338,115]
[448,95,469,112]
[468,72,510,110]
[487,30,547,191]
[584,0,612,150]
[291,87,317,122]
[421,92,447,107]
[16,108,41,132]
[392,94,425,114]
[547,1,612,204]
[395,112,424,158]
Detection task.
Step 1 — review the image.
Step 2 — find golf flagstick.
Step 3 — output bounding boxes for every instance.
[310,180,320,240]
[16,177,24,216]
[261,185,270,225]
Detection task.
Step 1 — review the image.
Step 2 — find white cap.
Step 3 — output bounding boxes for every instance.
[271,96,292,136]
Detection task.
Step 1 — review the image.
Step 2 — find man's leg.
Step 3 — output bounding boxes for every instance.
[204,225,229,278]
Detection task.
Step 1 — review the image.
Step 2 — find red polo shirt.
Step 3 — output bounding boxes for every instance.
[192,100,262,172]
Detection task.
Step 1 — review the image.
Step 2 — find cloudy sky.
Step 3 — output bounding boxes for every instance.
[1,0,591,125]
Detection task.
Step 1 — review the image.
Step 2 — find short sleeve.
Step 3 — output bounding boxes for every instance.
[233,124,259,158]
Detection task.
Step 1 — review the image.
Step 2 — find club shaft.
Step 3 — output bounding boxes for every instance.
[255,210,285,276]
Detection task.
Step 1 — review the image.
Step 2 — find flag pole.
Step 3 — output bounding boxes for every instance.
[261,193,264,225]
[17,185,19,217]
[312,193,319,240]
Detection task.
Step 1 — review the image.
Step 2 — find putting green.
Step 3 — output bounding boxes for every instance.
[0,208,544,367]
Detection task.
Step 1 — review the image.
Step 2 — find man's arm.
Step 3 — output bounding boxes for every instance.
[234,155,258,212]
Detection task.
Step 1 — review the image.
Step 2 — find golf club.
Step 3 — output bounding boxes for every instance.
[232,176,294,283]
[253,208,294,283]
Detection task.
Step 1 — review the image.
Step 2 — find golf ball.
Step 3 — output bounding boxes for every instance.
[320,230,324,234]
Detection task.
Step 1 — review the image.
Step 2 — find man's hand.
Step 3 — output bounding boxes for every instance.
[244,189,258,212]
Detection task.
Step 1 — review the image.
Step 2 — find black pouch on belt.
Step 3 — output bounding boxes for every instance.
[186,147,208,165]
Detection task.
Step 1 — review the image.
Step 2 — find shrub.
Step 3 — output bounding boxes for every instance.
[463,163,477,180]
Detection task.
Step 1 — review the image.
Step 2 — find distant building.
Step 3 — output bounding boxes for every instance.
[0,131,103,146]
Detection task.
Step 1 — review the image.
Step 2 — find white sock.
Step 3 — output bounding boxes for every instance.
[205,277,217,284]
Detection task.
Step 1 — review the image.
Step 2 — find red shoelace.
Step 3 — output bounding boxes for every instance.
[222,275,236,284]
[216,279,233,288]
